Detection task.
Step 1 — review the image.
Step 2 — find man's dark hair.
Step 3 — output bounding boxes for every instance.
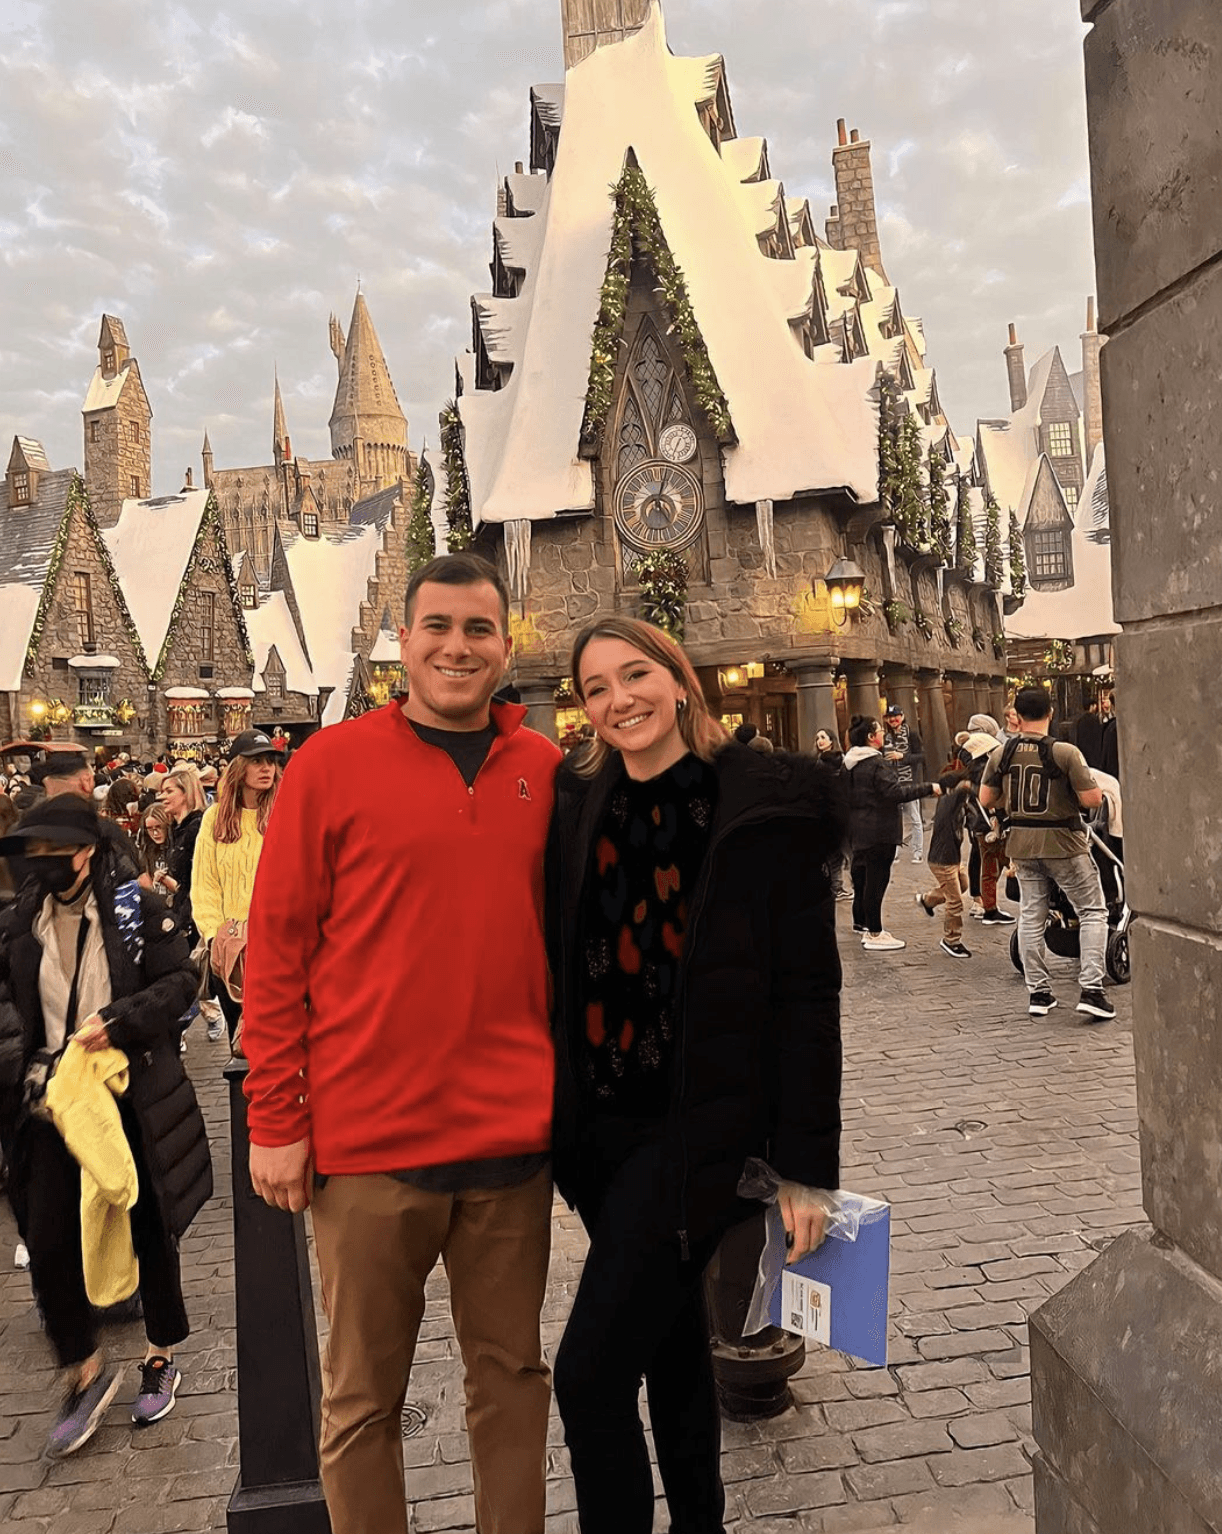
[404,552,509,633]
[1014,685,1054,722]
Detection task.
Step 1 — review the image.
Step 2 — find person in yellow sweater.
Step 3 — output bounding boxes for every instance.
[191,731,284,1047]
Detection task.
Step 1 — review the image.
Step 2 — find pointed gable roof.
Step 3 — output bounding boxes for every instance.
[99,315,129,351]
[1007,446,1117,642]
[328,293,407,442]
[457,3,878,523]
[0,466,81,689]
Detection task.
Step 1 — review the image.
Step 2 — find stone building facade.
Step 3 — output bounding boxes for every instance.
[82,315,153,528]
[450,2,1012,764]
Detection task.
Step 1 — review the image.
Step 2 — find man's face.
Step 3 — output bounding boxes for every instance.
[399,580,512,731]
[886,713,902,731]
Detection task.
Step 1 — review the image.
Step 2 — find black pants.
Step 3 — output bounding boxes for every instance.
[968,837,982,899]
[553,1127,729,1534]
[20,1118,189,1368]
[851,844,895,934]
[213,975,243,1047]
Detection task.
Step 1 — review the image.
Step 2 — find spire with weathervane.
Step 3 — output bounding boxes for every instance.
[273,371,289,468]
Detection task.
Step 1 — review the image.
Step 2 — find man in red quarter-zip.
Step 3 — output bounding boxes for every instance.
[242,553,562,1534]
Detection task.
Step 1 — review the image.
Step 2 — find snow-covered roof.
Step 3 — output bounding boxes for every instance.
[244,588,317,697]
[102,488,210,666]
[1007,446,1117,642]
[68,653,121,668]
[281,523,383,724]
[164,686,209,700]
[0,583,43,691]
[531,83,565,128]
[82,366,130,414]
[458,4,879,523]
[369,627,400,663]
[14,437,51,471]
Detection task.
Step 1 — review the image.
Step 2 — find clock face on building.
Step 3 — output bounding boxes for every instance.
[614,461,705,552]
[658,422,697,464]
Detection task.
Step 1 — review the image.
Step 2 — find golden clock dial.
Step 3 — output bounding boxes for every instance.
[613,460,704,552]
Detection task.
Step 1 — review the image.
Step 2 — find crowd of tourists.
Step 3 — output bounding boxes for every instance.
[0,547,1121,1531]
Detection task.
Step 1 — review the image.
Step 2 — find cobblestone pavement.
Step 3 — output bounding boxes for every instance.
[0,853,1144,1532]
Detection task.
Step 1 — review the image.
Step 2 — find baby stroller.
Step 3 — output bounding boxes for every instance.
[1008,803,1131,985]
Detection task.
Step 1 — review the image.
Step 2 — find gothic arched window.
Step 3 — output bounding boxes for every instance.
[613,324,692,478]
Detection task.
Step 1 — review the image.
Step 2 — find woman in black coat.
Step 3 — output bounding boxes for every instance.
[843,715,941,951]
[0,796,212,1458]
[547,616,844,1534]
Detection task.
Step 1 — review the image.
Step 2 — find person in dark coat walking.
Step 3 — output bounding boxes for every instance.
[844,716,941,951]
[546,615,844,1534]
[0,796,212,1459]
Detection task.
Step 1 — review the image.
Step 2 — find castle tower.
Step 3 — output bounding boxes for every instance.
[327,293,409,494]
[561,0,651,69]
[201,430,214,489]
[82,314,153,527]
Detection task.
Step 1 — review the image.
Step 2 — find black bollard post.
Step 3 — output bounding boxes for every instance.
[225,1058,331,1533]
[704,1209,806,1421]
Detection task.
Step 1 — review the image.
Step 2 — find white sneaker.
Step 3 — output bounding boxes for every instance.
[911,852,923,863]
[862,932,906,952]
[969,902,986,920]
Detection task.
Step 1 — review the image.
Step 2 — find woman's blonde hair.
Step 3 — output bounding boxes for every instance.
[569,616,728,779]
[161,766,207,815]
[211,754,282,844]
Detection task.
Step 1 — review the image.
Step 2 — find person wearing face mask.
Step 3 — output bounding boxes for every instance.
[0,796,211,1459]
[546,616,845,1534]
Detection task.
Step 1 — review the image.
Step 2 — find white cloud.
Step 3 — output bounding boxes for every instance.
[0,0,1094,478]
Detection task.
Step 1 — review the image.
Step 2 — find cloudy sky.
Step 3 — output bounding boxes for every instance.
[1,0,1095,488]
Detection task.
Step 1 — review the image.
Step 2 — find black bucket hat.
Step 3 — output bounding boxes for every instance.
[0,794,101,856]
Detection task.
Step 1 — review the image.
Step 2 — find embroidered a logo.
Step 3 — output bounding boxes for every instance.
[518,777,531,801]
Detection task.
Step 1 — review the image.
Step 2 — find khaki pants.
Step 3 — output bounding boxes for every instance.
[310,1165,554,1534]
[924,862,969,942]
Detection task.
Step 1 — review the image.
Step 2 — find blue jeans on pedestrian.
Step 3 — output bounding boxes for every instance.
[1015,854,1108,993]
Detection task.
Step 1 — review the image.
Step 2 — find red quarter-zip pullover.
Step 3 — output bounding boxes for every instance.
[242,699,562,1173]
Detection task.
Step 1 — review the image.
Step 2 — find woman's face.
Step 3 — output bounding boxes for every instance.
[1005,707,1020,732]
[578,638,686,763]
[815,730,833,753]
[144,817,167,845]
[158,778,187,818]
[242,755,279,795]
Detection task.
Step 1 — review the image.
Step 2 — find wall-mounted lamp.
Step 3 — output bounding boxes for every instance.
[820,557,866,628]
[718,666,747,692]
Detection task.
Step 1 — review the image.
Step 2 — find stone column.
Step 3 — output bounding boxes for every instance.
[944,672,977,738]
[915,668,952,779]
[841,661,882,727]
[1031,6,1222,1532]
[880,666,918,724]
[517,680,561,744]
[792,662,839,752]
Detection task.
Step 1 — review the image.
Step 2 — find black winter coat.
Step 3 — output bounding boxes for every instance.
[845,750,934,850]
[0,851,212,1240]
[167,808,203,943]
[546,743,845,1248]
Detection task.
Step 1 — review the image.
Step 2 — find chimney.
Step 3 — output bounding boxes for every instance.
[837,119,847,146]
[514,161,524,175]
[825,203,842,249]
[831,123,886,280]
[183,467,193,489]
[1005,322,1028,413]
[561,0,650,70]
[1080,296,1105,468]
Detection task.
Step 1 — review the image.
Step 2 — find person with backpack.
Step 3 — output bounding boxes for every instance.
[0,795,212,1458]
[980,686,1112,1021]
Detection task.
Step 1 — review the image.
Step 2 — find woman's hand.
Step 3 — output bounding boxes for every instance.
[777,1181,833,1263]
[75,1016,112,1053]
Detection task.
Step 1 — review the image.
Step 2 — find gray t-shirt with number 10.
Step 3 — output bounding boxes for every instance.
[982,734,1096,860]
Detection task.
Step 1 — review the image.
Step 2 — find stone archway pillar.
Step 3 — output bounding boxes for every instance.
[1031,6,1222,1532]
[915,668,952,777]
[792,663,840,752]
[842,661,882,727]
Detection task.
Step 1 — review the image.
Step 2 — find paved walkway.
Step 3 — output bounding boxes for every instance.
[0,853,1143,1532]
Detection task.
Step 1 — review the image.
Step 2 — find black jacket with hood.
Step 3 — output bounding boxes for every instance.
[0,845,212,1240]
[843,746,935,851]
[546,741,845,1250]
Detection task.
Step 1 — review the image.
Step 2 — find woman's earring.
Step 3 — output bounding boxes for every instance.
[676,698,688,714]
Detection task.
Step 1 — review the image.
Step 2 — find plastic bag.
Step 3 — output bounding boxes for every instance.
[737,1157,889,1337]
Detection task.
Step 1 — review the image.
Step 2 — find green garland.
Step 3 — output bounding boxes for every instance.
[439,402,473,552]
[992,630,1007,659]
[929,451,953,566]
[633,548,688,640]
[883,599,911,631]
[878,373,927,551]
[406,460,436,573]
[1043,638,1074,673]
[984,492,1004,589]
[955,479,978,573]
[944,613,965,646]
[914,610,934,640]
[971,627,988,653]
[579,162,734,454]
[1008,509,1027,598]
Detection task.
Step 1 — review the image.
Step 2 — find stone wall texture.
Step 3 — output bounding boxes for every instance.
[83,363,152,529]
[1031,3,1222,1531]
